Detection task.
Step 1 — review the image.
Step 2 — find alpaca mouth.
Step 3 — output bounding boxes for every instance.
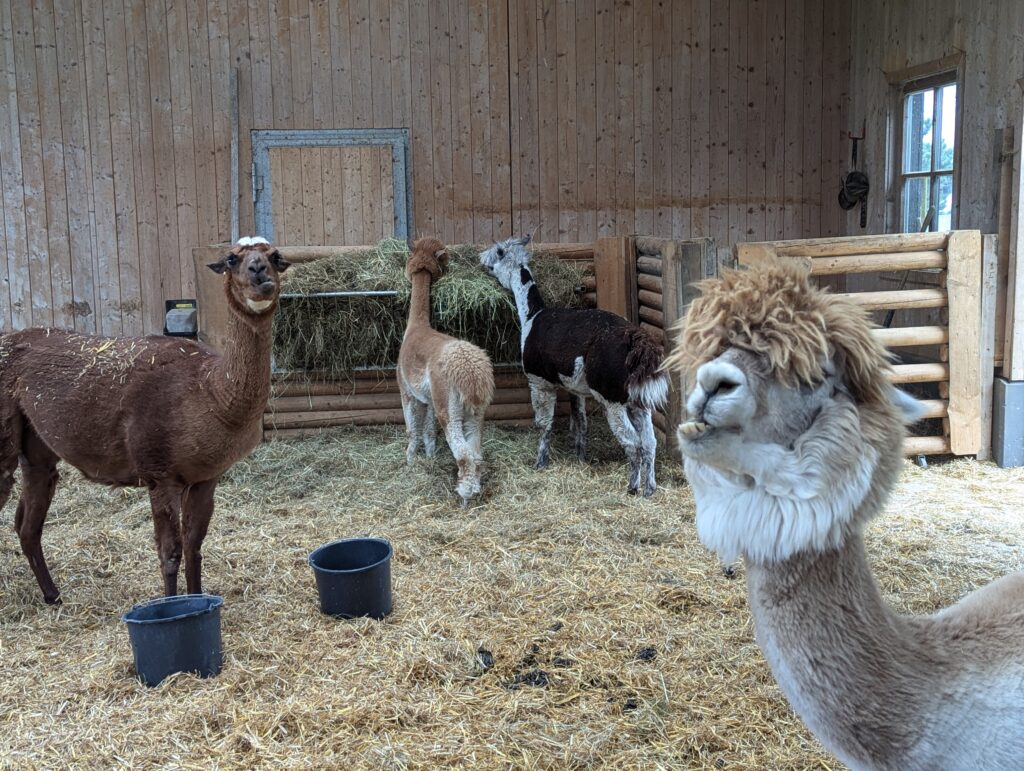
[679,419,709,437]
[255,280,276,296]
[245,298,274,312]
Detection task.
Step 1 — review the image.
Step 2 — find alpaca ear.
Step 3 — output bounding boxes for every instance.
[434,248,447,258]
[270,250,291,273]
[889,386,928,425]
[207,255,231,274]
[517,234,532,246]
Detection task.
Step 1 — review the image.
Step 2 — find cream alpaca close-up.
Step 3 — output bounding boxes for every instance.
[668,261,1024,771]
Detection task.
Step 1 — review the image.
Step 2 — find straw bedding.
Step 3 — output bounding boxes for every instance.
[272,240,588,378]
[1,425,1023,769]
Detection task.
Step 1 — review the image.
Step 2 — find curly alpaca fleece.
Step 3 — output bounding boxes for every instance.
[664,260,893,407]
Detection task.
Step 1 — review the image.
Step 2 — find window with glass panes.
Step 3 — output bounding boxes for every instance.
[899,79,957,232]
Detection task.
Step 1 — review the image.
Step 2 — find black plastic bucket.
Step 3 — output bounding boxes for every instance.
[309,537,393,619]
[121,594,224,687]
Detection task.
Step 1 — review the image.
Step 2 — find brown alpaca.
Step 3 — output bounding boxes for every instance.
[669,262,1024,770]
[0,237,289,603]
[398,238,494,504]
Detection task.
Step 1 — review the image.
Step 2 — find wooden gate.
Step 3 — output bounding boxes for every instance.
[736,231,994,457]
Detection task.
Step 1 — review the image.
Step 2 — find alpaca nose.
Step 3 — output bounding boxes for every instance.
[697,361,746,399]
[248,262,269,281]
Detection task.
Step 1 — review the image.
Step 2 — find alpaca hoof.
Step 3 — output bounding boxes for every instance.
[44,593,62,606]
[535,458,549,470]
[643,483,655,498]
[722,565,737,579]
[627,485,639,496]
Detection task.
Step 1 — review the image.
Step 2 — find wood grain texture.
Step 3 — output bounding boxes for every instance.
[2,0,851,335]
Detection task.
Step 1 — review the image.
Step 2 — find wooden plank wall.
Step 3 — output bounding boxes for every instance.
[1,0,851,337]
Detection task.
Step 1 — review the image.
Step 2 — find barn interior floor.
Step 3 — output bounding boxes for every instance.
[2,424,1022,769]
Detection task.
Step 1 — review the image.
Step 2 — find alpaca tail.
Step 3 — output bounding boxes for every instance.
[440,340,495,409]
[625,327,669,410]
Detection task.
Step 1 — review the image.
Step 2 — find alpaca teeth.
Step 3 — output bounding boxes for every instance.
[679,420,708,436]
[246,298,273,312]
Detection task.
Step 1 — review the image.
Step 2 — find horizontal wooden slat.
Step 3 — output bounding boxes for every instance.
[640,321,665,344]
[837,288,947,310]
[809,251,946,275]
[269,387,559,413]
[639,305,664,326]
[903,435,951,455]
[637,289,663,310]
[890,362,949,384]
[265,416,545,441]
[771,232,949,258]
[209,242,596,265]
[871,325,949,347]
[916,399,948,419]
[637,273,662,292]
[265,401,570,429]
[637,256,662,276]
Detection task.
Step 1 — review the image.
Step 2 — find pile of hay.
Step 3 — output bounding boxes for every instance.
[272,239,588,378]
[2,424,1023,768]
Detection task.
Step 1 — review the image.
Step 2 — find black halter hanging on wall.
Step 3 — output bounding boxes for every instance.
[838,122,869,228]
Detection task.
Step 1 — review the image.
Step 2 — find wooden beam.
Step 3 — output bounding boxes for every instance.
[995,125,1014,368]
[890,363,949,384]
[773,232,948,257]
[593,236,637,322]
[636,255,662,276]
[637,289,662,310]
[903,435,952,456]
[946,230,983,454]
[871,325,948,347]
[809,251,946,275]
[979,234,999,460]
[1006,98,1024,379]
[836,288,947,310]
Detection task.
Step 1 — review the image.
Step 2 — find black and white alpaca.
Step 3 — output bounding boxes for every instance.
[480,235,669,496]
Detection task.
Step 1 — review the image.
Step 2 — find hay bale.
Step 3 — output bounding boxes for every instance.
[272,239,588,379]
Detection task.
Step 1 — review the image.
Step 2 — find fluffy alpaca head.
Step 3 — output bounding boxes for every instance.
[479,235,533,290]
[207,237,290,315]
[668,261,925,564]
[406,238,449,281]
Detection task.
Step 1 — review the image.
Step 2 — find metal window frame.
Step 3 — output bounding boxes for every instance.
[251,128,413,242]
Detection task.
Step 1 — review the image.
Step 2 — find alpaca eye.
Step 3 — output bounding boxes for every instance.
[497,247,505,257]
[226,254,238,268]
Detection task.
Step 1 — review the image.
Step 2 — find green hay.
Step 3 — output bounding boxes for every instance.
[272,239,588,379]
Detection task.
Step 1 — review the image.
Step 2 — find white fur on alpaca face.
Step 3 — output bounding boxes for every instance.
[679,348,899,564]
[479,236,532,289]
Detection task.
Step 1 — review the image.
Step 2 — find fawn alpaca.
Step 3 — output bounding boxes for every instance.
[0,237,288,603]
[669,261,1024,770]
[398,238,494,505]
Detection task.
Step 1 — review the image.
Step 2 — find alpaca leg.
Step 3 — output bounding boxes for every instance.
[529,378,558,469]
[569,394,588,461]
[148,483,186,596]
[0,409,22,515]
[423,404,438,457]
[628,405,657,497]
[181,478,218,594]
[15,429,61,604]
[602,402,643,494]
[445,392,479,505]
[400,387,425,464]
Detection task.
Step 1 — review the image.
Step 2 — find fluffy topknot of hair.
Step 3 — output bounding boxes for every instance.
[406,238,449,281]
[664,260,893,406]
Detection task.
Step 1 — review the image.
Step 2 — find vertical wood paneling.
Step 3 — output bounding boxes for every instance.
[1,0,853,335]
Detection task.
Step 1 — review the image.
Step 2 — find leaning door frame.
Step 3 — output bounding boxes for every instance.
[251,128,413,242]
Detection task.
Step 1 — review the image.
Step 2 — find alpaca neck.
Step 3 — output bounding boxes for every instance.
[408,270,433,329]
[210,293,274,426]
[745,536,926,767]
[509,267,545,345]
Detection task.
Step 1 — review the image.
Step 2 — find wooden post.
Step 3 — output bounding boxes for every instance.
[995,126,1014,368]
[978,234,999,460]
[192,245,231,353]
[593,236,638,322]
[1006,112,1024,378]
[946,230,983,455]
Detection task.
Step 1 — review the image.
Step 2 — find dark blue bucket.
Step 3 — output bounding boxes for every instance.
[121,594,224,687]
[309,538,393,619]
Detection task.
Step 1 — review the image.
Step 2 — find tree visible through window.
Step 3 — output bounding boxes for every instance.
[900,80,956,232]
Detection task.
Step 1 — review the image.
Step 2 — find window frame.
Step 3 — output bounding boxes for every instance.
[885,55,964,234]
